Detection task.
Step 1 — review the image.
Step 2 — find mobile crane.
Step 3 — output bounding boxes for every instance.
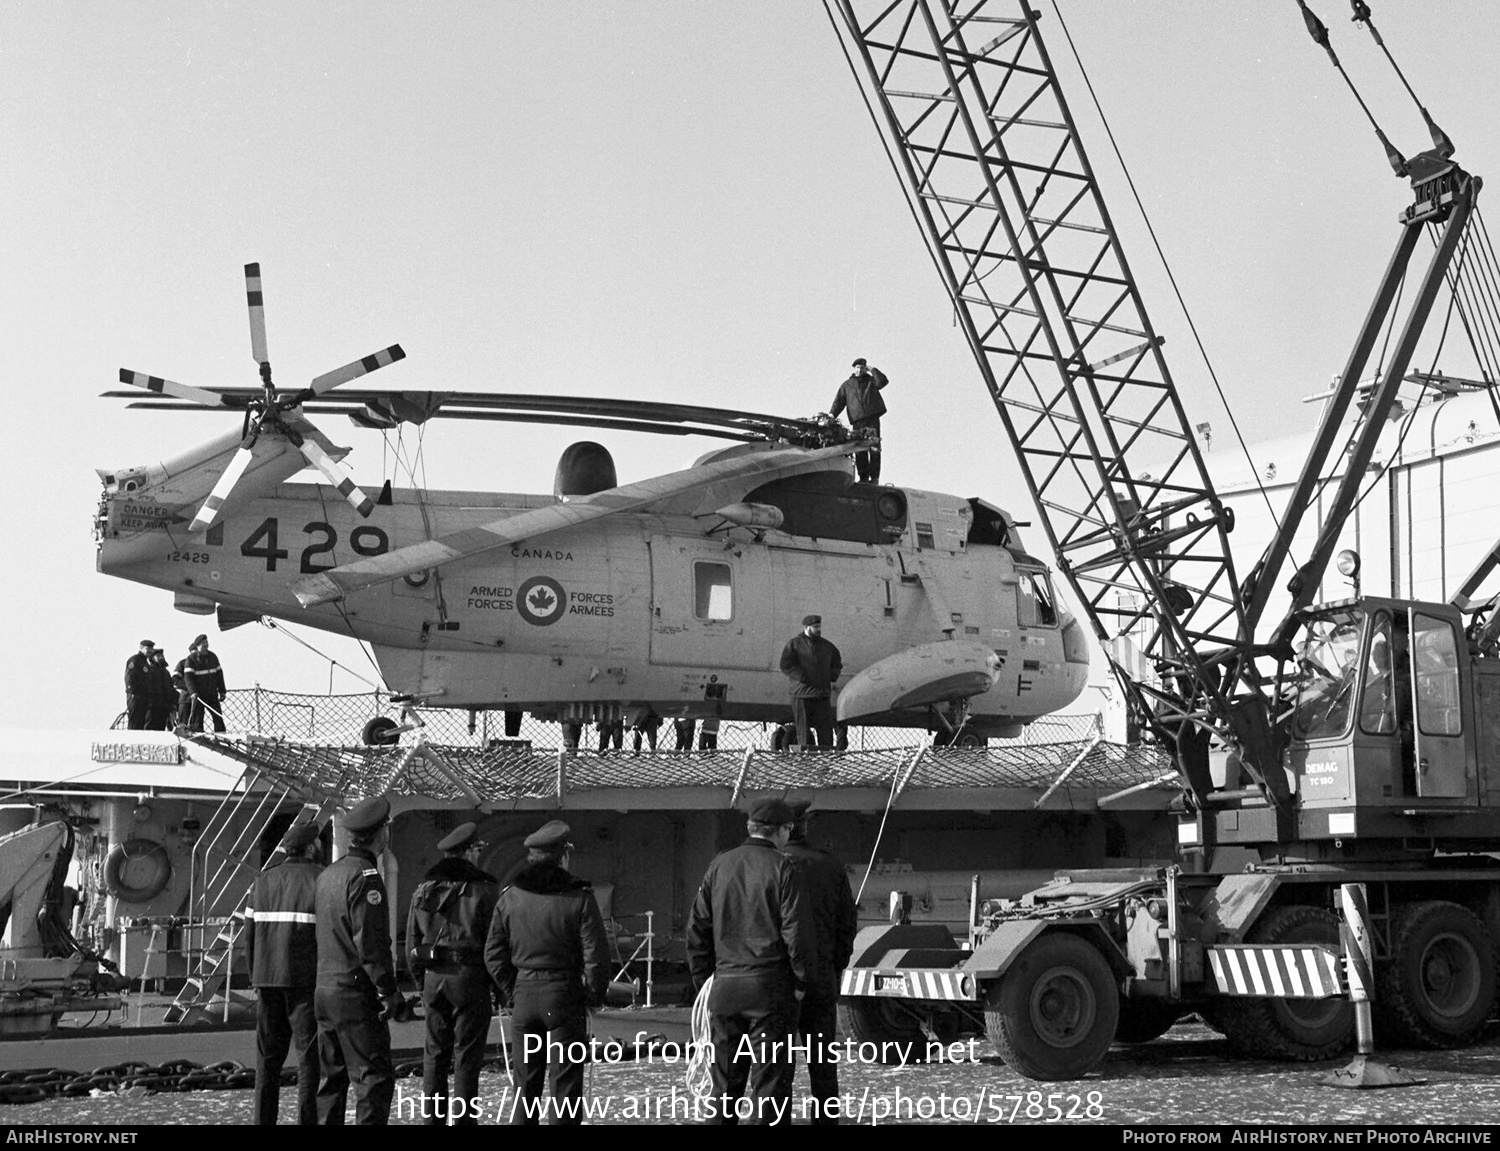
[828,0,1500,1079]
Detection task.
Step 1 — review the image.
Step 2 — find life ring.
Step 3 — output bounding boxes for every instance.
[104,838,172,903]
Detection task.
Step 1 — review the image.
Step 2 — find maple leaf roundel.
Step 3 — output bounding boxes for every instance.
[516,575,568,626]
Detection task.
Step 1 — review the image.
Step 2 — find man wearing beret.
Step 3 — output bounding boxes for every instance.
[778,615,843,751]
[484,819,609,1125]
[407,821,499,1125]
[827,357,889,483]
[686,797,810,1125]
[314,795,401,1124]
[124,640,156,730]
[246,820,324,1125]
[783,801,858,1125]
[183,633,227,733]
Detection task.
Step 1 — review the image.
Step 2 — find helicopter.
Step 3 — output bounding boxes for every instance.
[95,263,1089,743]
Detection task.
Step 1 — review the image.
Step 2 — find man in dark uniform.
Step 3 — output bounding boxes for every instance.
[407,821,499,1126]
[778,615,843,751]
[484,819,608,1125]
[783,800,858,1125]
[184,633,228,733]
[314,795,401,1125]
[146,647,175,730]
[124,640,155,729]
[827,357,889,482]
[245,821,323,1125]
[686,797,810,1126]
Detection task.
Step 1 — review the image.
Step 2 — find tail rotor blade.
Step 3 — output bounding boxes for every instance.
[245,262,268,366]
[119,369,234,410]
[296,436,375,518]
[307,344,406,396]
[190,444,256,533]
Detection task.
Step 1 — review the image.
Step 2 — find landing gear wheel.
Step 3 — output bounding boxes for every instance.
[1215,905,1353,1061]
[1376,901,1497,1049]
[1113,999,1181,1044]
[361,716,400,746]
[986,933,1119,1080]
[837,999,929,1062]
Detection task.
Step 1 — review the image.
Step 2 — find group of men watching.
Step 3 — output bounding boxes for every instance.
[122,634,226,732]
[246,797,608,1126]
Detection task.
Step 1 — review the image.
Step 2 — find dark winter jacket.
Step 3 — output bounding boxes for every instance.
[315,847,398,1000]
[779,632,843,699]
[484,862,608,1006]
[686,836,810,991]
[783,837,858,994]
[184,648,225,698]
[124,653,153,697]
[829,366,888,424]
[407,856,500,978]
[246,856,322,988]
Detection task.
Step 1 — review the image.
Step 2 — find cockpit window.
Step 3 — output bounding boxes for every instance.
[1292,609,1364,739]
[1017,569,1058,628]
[694,562,732,621]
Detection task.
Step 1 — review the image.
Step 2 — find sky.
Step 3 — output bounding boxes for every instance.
[4,1,1498,728]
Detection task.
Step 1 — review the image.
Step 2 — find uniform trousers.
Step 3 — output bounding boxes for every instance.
[188,692,227,733]
[797,990,840,1126]
[792,697,835,750]
[706,972,797,1126]
[125,695,151,730]
[314,986,394,1125]
[852,416,881,482]
[421,966,492,1125]
[255,985,317,1125]
[509,972,588,1125]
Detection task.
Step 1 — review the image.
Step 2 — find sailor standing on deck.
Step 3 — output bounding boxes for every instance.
[245,821,323,1125]
[407,821,499,1126]
[484,819,609,1125]
[314,795,401,1125]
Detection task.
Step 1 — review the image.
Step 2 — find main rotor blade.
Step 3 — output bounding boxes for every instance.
[245,263,268,365]
[292,441,852,606]
[190,443,256,533]
[306,345,406,397]
[295,435,374,518]
[119,369,237,410]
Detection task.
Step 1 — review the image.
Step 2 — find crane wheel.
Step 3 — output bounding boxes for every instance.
[1112,998,1181,1044]
[836,999,930,1061]
[1214,904,1353,1061]
[1376,900,1497,1049]
[103,838,172,903]
[985,932,1119,1080]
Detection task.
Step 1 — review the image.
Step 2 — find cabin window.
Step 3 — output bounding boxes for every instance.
[1358,611,1399,735]
[1017,570,1058,628]
[1412,613,1461,736]
[1292,609,1363,739]
[694,561,733,621]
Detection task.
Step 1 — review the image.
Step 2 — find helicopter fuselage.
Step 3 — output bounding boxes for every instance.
[95,440,1088,734]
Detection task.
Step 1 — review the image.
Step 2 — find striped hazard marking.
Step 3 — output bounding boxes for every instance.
[841,967,977,1001]
[1207,944,1344,999]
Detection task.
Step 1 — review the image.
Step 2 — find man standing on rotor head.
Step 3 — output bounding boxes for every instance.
[827,357,889,483]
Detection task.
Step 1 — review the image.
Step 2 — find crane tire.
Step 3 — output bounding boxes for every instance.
[104,839,172,903]
[1214,904,1353,1061]
[1376,900,1496,1049]
[985,932,1119,1080]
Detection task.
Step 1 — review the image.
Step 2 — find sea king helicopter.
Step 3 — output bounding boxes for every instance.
[95,264,1089,743]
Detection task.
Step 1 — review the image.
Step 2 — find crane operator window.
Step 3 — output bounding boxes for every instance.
[1292,609,1364,740]
[1412,613,1462,736]
[694,561,733,621]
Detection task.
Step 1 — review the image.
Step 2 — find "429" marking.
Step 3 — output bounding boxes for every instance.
[240,518,389,574]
